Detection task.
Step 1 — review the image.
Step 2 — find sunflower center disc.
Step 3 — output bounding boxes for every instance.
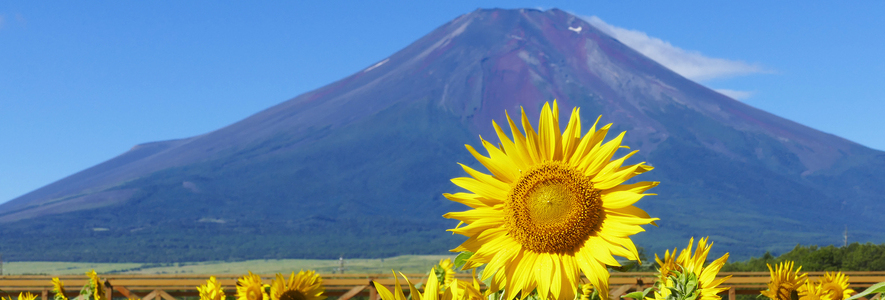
[505,162,603,254]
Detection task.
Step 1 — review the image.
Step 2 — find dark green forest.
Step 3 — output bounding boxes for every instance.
[626,242,885,272]
[722,242,885,272]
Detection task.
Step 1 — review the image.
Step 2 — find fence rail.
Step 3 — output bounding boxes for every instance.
[1,272,883,300]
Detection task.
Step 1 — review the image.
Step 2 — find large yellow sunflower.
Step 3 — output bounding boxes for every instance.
[444,101,658,300]
[270,270,327,300]
[818,272,854,300]
[198,276,226,300]
[237,271,269,300]
[652,237,730,300]
[761,261,807,300]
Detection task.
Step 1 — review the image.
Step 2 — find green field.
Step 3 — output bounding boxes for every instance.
[2,255,455,275]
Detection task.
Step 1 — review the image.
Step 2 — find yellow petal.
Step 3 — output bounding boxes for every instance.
[581,131,625,176]
[373,281,395,300]
[479,138,520,182]
[401,273,423,300]
[451,177,507,200]
[559,255,580,300]
[592,150,638,182]
[568,118,607,166]
[458,163,511,193]
[575,252,610,299]
[535,253,553,299]
[582,236,620,266]
[608,205,656,225]
[465,139,520,184]
[561,107,582,161]
[512,251,538,299]
[423,271,439,300]
[448,217,504,237]
[594,163,650,190]
[480,238,521,280]
[504,114,535,169]
[519,107,542,164]
[601,189,652,209]
[492,120,530,170]
[443,205,502,224]
[550,255,562,300]
[539,102,562,161]
[442,193,496,208]
[606,181,658,194]
[597,233,640,261]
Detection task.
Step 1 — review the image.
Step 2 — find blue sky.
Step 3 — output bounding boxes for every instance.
[2,1,884,204]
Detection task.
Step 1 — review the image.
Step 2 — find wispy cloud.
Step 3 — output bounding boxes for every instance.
[581,15,767,82]
[714,89,754,101]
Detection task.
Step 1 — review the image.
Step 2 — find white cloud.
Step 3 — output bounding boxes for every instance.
[713,89,754,100]
[580,15,767,82]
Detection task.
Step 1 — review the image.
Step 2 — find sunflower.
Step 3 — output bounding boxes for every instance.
[580,283,597,300]
[798,280,827,300]
[818,272,854,300]
[374,271,439,300]
[51,277,68,300]
[655,247,681,286]
[238,271,269,300]
[444,101,658,300]
[373,269,482,300]
[198,276,226,300]
[652,237,731,300]
[444,278,484,300]
[86,270,106,300]
[6,293,38,300]
[270,270,327,300]
[434,258,456,293]
[761,261,807,300]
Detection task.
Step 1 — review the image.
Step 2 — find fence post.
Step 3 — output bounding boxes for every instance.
[369,282,378,300]
[104,280,113,300]
[729,287,735,300]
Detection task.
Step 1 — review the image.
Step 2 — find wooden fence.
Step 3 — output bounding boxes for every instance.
[1,272,883,300]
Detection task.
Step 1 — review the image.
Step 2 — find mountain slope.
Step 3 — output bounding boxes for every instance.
[2,8,883,262]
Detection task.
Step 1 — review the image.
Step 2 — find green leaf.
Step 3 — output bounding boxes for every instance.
[685,280,698,294]
[454,251,474,270]
[847,281,885,300]
[623,291,646,300]
[622,288,654,300]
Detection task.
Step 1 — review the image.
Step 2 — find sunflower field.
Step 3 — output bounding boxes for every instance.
[20,101,885,300]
